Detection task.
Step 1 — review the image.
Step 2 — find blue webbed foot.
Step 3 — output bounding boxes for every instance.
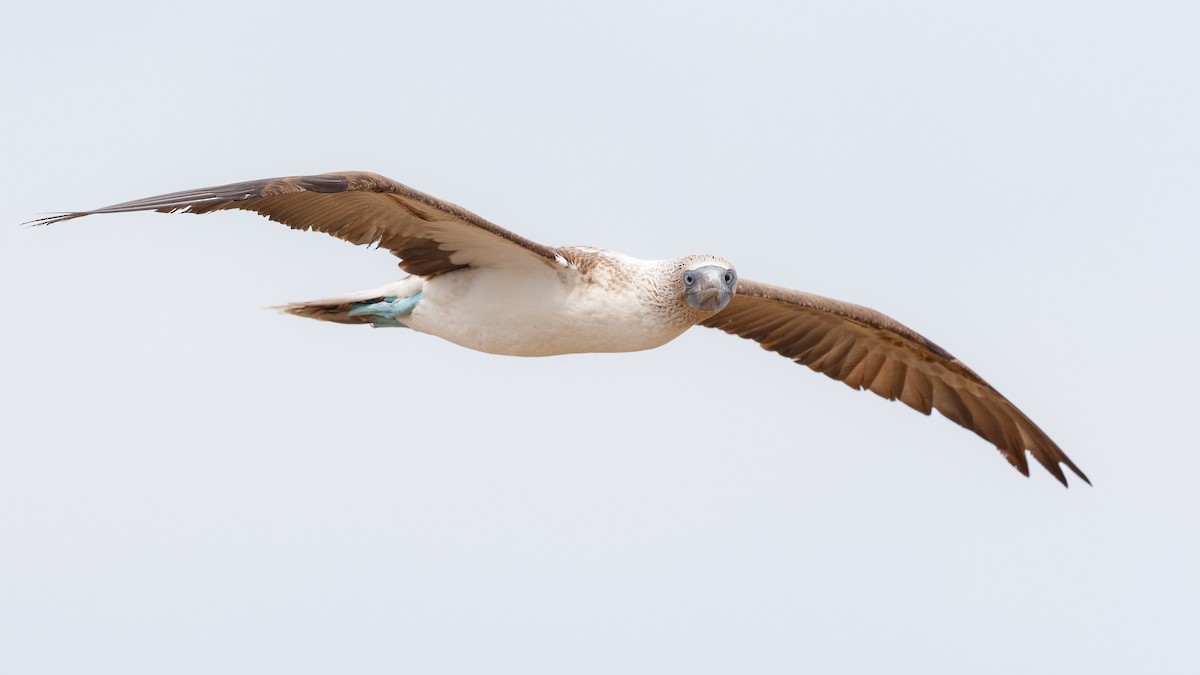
[348,292,422,328]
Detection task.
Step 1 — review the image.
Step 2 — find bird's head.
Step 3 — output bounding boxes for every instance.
[677,255,737,313]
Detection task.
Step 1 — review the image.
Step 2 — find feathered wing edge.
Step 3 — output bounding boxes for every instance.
[29,171,562,277]
[702,279,1088,487]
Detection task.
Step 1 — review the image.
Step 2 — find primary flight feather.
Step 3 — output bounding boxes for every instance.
[33,171,1088,486]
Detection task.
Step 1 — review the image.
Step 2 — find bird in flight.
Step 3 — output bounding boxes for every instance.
[33,171,1087,486]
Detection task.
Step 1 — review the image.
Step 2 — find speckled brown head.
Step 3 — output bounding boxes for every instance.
[674,254,737,314]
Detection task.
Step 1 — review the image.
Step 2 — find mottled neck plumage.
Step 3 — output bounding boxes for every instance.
[557,247,732,328]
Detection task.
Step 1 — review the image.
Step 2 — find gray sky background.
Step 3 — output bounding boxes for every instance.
[2,1,1197,673]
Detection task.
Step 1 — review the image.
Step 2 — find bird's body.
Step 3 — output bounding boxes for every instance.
[414,249,693,356]
[294,248,721,356]
[33,171,1089,486]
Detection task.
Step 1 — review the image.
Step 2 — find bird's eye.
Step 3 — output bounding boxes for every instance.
[723,272,734,284]
[684,273,695,286]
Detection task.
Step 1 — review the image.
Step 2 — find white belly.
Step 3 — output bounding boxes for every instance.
[403,266,687,356]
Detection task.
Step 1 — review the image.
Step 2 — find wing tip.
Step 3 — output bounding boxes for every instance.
[23,212,86,227]
[1064,460,1092,488]
[1015,450,1091,488]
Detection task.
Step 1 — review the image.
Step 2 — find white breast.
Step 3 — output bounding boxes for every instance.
[404,259,686,357]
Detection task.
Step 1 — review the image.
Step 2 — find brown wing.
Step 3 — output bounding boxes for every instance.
[31,171,561,276]
[701,278,1088,487]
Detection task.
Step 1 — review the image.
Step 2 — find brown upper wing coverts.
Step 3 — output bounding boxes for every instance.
[32,171,561,277]
[702,279,1088,486]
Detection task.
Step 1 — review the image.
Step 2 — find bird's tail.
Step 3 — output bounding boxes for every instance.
[274,278,424,327]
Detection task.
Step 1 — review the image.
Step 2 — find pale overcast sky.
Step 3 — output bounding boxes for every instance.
[2,1,1197,673]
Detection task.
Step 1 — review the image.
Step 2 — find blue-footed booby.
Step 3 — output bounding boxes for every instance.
[33,171,1087,486]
